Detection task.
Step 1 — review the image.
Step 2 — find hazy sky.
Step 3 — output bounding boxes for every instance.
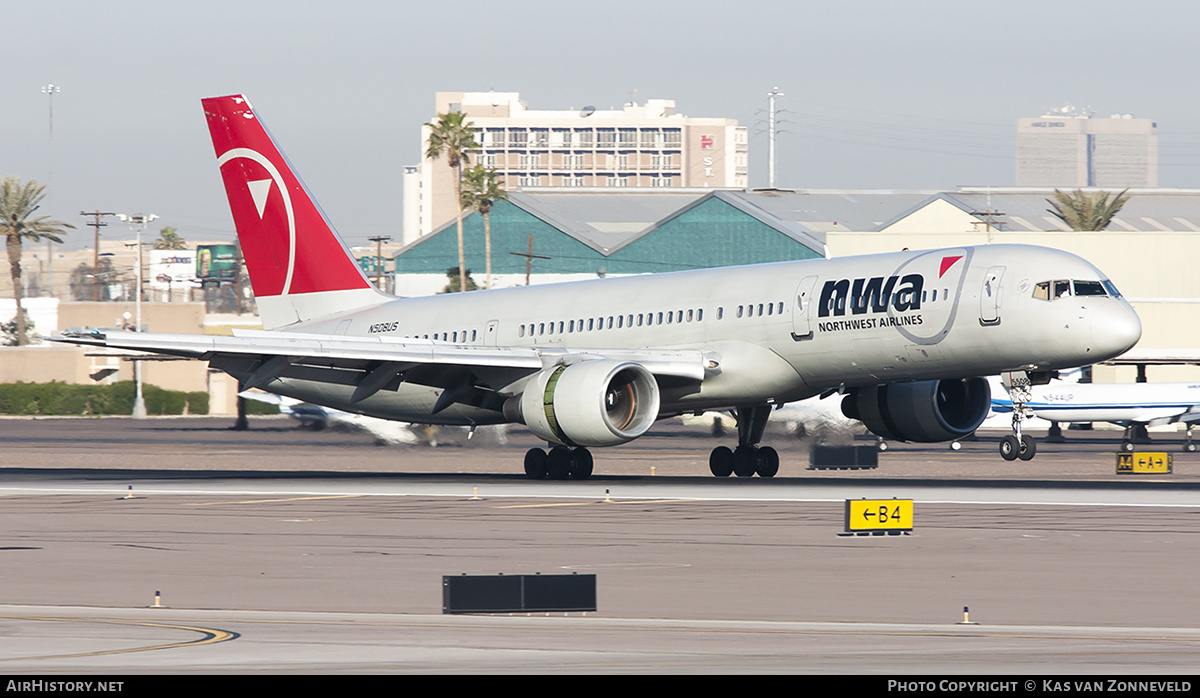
[5,1,1200,250]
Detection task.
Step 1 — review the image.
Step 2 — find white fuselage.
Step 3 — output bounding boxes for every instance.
[265,243,1140,426]
[994,380,1200,426]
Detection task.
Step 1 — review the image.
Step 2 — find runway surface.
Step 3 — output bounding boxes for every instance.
[1,416,1199,673]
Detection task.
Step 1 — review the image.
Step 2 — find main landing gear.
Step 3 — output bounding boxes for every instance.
[524,446,593,480]
[1000,374,1037,461]
[709,403,780,478]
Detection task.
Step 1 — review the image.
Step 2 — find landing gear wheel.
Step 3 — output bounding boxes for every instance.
[524,448,548,479]
[1018,434,1037,461]
[569,447,593,480]
[949,441,962,451]
[1121,441,1135,452]
[709,446,734,477]
[876,440,888,452]
[547,447,572,480]
[756,446,780,478]
[1186,442,1197,453]
[733,445,758,477]
[1000,435,1020,461]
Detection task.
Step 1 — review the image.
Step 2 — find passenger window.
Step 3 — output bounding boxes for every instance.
[637,314,643,326]
[657,312,664,324]
[737,306,743,318]
[588,319,594,331]
[687,309,694,322]
[758,303,764,316]
[717,307,723,320]
[697,309,704,321]
[777,302,783,314]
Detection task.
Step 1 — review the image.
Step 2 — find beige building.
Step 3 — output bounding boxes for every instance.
[0,300,257,415]
[407,91,748,244]
[1017,109,1158,188]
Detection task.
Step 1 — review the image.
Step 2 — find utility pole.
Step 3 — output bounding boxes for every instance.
[767,87,784,189]
[508,234,550,286]
[368,236,391,292]
[969,192,1006,244]
[80,210,115,301]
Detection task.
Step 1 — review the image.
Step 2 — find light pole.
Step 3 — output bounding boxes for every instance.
[117,213,158,419]
[41,84,60,297]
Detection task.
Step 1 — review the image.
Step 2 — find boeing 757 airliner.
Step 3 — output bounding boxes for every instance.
[54,95,1143,477]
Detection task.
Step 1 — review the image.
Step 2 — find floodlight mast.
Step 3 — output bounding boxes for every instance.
[116,213,158,419]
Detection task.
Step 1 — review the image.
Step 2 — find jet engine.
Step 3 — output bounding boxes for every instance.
[841,377,991,442]
[505,360,661,447]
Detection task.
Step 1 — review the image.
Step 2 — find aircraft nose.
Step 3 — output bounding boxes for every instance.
[1094,301,1142,358]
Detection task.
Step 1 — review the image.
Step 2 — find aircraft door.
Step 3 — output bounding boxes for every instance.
[485,319,499,347]
[980,266,1004,326]
[791,275,818,341]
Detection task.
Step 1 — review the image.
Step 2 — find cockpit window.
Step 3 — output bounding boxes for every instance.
[1034,279,1114,300]
[1073,280,1107,296]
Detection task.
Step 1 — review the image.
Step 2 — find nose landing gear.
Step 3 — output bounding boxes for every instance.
[1001,374,1037,461]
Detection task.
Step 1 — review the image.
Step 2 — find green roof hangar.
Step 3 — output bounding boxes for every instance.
[390,190,828,296]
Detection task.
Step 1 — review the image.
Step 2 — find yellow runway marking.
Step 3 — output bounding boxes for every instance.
[0,616,238,661]
[186,494,363,506]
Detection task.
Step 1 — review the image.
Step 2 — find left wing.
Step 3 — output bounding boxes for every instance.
[51,328,709,410]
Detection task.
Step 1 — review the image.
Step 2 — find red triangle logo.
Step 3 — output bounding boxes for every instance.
[939,255,963,278]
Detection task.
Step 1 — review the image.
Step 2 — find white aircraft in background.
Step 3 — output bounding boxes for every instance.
[54,94,1141,477]
[991,375,1200,453]
[241,391,507,447]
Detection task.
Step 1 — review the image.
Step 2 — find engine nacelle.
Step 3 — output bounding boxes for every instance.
[841,377,991,442]
[505,360,661,447]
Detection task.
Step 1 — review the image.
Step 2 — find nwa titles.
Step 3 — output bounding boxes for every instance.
[815,251,968,342]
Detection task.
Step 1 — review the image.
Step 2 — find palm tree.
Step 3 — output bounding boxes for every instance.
[425,111,479,293]
[0,177,74,345]
[1046,189,1131,231]
[152,226,188,250]
[460,165,508,289]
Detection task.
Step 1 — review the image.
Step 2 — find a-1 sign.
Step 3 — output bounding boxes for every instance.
[844,498,913,535]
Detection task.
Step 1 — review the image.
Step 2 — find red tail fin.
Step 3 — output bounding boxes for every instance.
[203,95,380,327]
